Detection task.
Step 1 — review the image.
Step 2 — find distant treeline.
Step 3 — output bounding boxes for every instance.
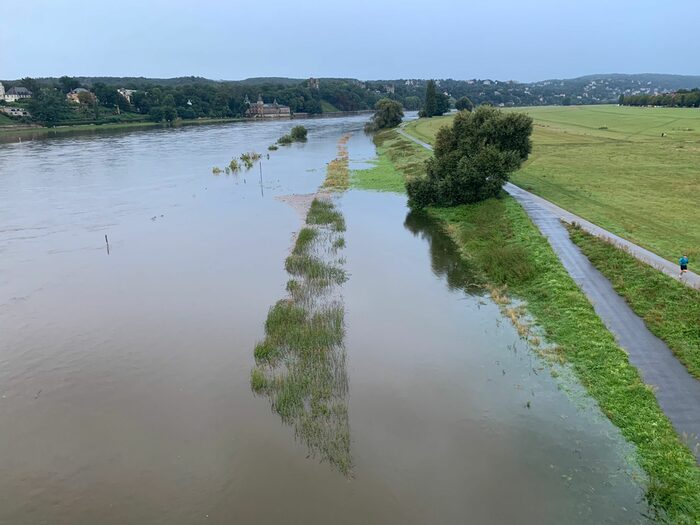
[620,89,700,108]
[4,74,700,127]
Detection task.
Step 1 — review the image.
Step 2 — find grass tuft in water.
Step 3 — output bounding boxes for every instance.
[307,199,346,232]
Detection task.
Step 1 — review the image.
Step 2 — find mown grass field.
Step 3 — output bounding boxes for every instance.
[404,105,700,263]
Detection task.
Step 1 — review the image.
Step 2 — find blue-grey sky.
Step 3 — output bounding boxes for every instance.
[1,0,697,82]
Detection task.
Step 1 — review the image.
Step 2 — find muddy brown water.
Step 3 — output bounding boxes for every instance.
[0,117,652,524]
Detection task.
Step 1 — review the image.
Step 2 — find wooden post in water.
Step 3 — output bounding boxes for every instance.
[105,234,110,255]
[259,161,264,197]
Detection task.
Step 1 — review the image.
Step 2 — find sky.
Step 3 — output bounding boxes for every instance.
[1,0,697,83]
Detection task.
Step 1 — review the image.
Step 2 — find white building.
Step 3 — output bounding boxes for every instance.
[2,85,32,102]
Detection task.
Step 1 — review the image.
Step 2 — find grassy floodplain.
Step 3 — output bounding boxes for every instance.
[404,105,700,263]
[362,128,700,523]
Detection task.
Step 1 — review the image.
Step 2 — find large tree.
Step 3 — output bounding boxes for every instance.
[58,76,81,94]
[406,106,533,208]
[420,80,437,118]
[455,96,474,111]
[28,88,73,127]
[435,91,450,115]
[365,98,403,131]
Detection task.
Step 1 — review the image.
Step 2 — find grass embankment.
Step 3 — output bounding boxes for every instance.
[570,226,700,379]
[351,130,430,192]
[376,128,700,522]
[0,116,244,142]
[321,101,340,113]
[251,136,351,475]
[404,105,700,263]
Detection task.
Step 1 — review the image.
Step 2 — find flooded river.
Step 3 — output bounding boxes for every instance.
[0,117,651,523]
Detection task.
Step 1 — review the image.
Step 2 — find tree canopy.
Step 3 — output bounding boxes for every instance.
[420,80,449,117]
[455,96,473,111]
[365,98,403,131]
[406,106,533,209]
[28,88,74,127]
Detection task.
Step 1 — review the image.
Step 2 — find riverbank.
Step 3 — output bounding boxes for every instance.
[0,117,246,143]
[360,128,700,524]
[0,110,376,143]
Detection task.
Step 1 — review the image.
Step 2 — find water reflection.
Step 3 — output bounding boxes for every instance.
[404,210,482,294]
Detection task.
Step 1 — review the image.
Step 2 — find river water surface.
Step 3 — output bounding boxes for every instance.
[0,117,651,523]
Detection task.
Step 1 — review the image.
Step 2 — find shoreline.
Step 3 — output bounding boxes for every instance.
[0,110,375,143]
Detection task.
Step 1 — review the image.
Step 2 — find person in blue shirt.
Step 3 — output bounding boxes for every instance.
[679,254,689,277]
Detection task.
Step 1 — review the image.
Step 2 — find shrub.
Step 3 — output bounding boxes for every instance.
[290,125,308,141]
[278,134,293,145]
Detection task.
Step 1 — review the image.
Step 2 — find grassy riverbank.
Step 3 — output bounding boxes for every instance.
[0,117,245,142]
[404,105,700,263]
[351,130,430,192]
[369,128,700,523]
[569,227,700,379]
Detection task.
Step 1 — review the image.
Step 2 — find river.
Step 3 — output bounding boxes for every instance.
[0,116,651,523]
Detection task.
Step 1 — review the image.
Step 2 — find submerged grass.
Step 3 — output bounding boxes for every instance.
[307,199,346,232]
[429,198,700,524]
[252,137,352,475]
[569,226,700,379]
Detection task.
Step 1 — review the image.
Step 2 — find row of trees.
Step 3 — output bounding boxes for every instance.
[619,90,700,108]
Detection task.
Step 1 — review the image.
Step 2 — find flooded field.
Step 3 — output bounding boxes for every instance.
[0,117,652,523]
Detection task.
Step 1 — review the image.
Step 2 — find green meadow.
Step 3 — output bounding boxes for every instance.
[404,105,700,262]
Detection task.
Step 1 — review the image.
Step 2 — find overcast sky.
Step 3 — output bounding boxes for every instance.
[1,0,697,82]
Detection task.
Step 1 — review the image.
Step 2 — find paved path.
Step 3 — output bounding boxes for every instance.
[398,126,700,460]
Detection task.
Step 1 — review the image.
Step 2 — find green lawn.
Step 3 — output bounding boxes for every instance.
[0,113,16,125]
[404,106,700,263]
[321,100,340,113]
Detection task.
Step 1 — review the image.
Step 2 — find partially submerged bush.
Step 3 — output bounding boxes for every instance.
[290,125,308,141]
[278,134,293,145]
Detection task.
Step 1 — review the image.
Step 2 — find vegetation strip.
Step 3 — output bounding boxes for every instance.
[251,136,352,475]
[322,134,351,191]
[351,130,430,193]
[378,128,700,523]
[569,226,700,379]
